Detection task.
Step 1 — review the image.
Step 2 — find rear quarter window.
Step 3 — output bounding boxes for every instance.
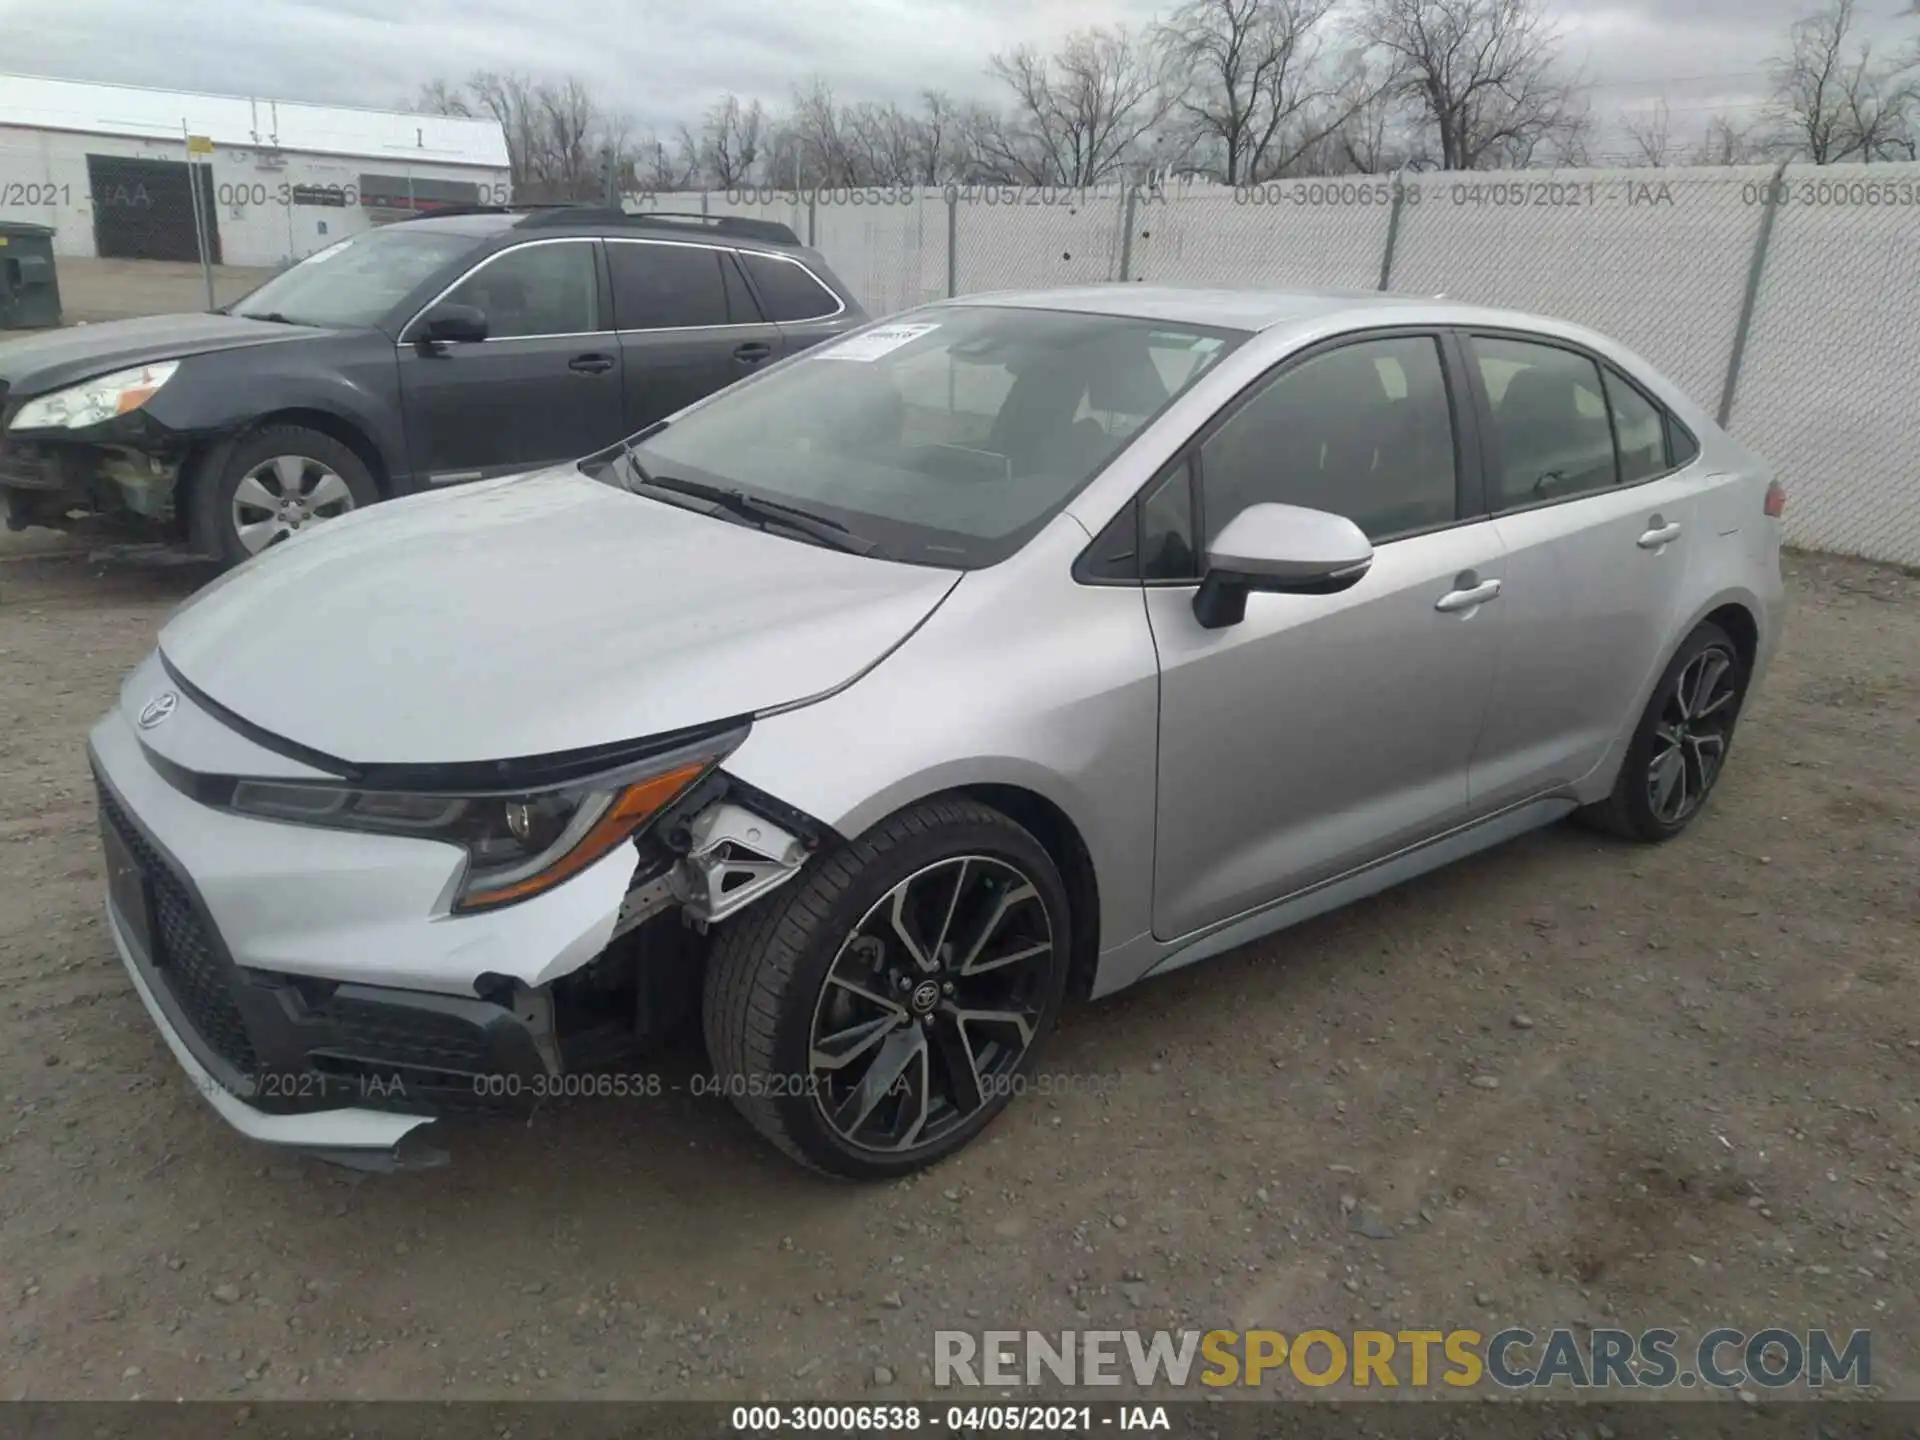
[740,253,841,322]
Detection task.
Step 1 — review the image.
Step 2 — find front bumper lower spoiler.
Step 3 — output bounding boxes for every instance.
[108,902,445,1167]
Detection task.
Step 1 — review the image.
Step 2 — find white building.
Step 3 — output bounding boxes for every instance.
[0,73,510,267]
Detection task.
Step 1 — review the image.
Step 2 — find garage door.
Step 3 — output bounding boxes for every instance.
[87,155,222,264]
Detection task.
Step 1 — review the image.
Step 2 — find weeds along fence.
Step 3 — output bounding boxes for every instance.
[641,163,1920,569]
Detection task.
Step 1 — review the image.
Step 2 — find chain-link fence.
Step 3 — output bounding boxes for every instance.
[638,165,1920,568]
[6,140,1917,566]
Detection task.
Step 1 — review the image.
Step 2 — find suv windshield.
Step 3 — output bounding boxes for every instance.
[229,228,477,328]
[618,305,1242,567]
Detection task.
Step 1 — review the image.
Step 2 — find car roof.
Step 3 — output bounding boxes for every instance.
[945,283,1594,341]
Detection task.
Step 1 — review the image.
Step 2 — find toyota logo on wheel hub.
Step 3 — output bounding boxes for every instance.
[909,980,941,1015]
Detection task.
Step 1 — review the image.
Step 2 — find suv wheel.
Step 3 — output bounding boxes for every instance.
[195,425,377,566]
[1580,620,1749,842]
[703,798,1070,1178]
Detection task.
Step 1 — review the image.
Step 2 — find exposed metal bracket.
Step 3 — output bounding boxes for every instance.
[673,802,808,924]
[609,865,681,940]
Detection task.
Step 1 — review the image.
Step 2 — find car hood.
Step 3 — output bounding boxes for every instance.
[156,466,962,767]
[0,312,324,400]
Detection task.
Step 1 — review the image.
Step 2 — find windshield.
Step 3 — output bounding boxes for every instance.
[619,305,1243,567]
[229,228,477,328]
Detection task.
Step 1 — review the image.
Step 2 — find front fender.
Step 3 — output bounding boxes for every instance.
[722,528,1163,971]
[144,339,408,489]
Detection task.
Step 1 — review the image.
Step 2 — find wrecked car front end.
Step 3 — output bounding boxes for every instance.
[89,657,824,1171]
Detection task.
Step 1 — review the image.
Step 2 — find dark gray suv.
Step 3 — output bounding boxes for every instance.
[0,206,866,565]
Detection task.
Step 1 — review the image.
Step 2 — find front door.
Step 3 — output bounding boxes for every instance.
[1148,332,1506,941]
[397,238,623,484]
[1457,333,1701,810]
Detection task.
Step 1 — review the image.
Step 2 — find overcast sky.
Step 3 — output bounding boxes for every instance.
[4,0,1917,158]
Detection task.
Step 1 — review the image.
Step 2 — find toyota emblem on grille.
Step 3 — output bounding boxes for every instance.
[137,692,178,730]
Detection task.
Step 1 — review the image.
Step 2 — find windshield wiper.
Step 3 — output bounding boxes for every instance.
[241,311,306,325]
[632,472,876,556]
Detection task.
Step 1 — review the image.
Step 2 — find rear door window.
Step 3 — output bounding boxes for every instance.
[608,242,730,330]
[1470,336,1617,508]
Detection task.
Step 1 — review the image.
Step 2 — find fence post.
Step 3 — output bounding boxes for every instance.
[180,124,218,310]
[1718,158,1791,430]
[1118,184,1139,281]
[807,191,817,247]
[700,190,709,216]
[946,187,958,298]
[1379,169,1406,290]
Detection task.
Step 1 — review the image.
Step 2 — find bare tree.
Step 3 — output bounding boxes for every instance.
[1619,98,1674,166]
[1156,0,1367,182]
[413,79,473,118]
[984,27,1179,185]
[629,132,695,193]
[531,77,599,198]
[462,72,543,193]
[1357,0,1586,170]
[679,94,765,187]
[1768,0,1919,162]
[1691,113,1761,166]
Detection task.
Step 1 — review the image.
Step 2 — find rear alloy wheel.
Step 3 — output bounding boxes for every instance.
[703,799,1070,1178]
[195,425,378,567]
[1581,621,1749,842]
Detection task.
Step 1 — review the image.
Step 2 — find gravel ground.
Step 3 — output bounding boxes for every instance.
[0,539,1914,1404]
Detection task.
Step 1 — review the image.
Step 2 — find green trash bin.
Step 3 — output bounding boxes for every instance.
[0,222,62,330]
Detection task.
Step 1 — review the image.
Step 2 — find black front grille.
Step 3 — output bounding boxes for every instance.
[97,781,260,1076]
[325,997,493,1075]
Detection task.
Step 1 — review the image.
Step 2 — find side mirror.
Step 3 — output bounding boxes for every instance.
[1192,502,1373,630]
[416,302,488,348]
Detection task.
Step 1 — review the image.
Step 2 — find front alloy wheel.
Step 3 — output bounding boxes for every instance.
[231,454,358,554]
[809,856,1054,1154]
[704,798,1071,1178]
[194,423,380,569]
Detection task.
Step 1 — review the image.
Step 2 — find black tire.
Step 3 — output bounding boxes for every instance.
[192,424,378,568]
[702,797,1072,1179]
[1579,621,1749,843]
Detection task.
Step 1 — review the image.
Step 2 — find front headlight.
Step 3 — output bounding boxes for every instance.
[226,742,731,912]
[11,361,180,430]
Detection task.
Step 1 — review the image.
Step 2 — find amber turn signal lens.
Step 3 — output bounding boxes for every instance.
[457,761,707,910]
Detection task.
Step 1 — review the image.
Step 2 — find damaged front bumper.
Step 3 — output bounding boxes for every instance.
[1,416,194,533]
[88,676,816,1170]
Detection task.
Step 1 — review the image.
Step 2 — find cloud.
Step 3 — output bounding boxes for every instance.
[3,0,1914,153]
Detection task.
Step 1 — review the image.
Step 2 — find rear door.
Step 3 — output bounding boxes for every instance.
[1460,331,1702,810]
[395,237,623,483]
[734,249,860,356]
[607,240,783,429]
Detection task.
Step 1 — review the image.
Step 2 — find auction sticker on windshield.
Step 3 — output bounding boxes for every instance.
[815,322,940,362]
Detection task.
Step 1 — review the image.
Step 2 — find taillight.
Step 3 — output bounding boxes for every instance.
[1763,480,1787,518]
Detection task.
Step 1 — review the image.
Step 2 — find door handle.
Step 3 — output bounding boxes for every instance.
[733,341,774,364]
[1435,578,1502,613]
[1637,520,1683,550]
[568,354,615,375]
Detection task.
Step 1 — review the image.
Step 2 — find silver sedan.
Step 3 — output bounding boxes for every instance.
[90,286,1787,1176]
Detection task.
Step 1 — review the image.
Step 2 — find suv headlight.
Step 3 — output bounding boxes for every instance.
[224,734,739,912]
[11,361,180,430]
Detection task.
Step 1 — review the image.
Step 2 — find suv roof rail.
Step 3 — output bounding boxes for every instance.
[512,205,801,246]
[391,203,517,222]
